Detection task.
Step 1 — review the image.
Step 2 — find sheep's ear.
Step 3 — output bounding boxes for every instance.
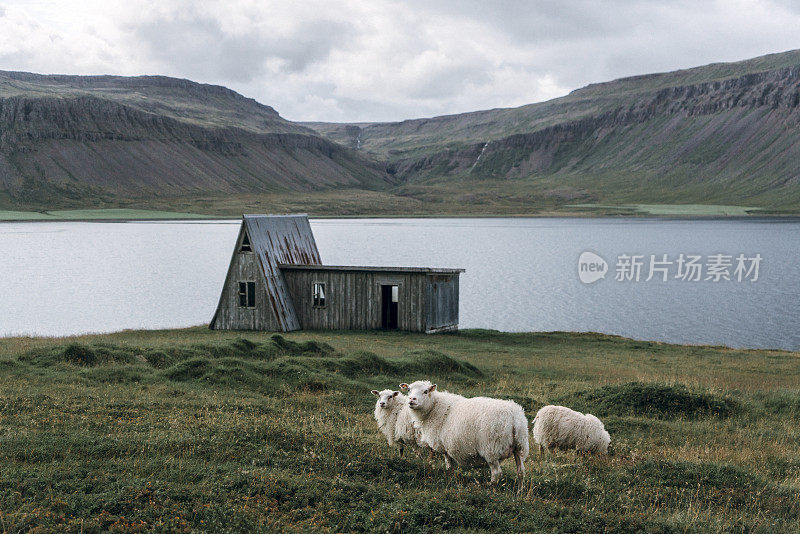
[371,390,379,396]
[399,383,409,390]
[392,391,399,397]
[428,384,437,393]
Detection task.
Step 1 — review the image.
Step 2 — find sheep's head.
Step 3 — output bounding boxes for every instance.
[403,380,436,411]
[371,389,399,409]
[586,414,611,454]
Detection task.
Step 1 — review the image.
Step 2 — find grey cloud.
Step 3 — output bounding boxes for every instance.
[412,0,654,43]
[770,0,800,14]
[6,0,798,123]
[404,62,493,100]
[331,95,427,123]
[130,11,353,83]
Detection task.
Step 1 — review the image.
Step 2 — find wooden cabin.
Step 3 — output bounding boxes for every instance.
[209,214,463,333]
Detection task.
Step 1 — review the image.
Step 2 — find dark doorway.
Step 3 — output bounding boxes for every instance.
[381,285,398,329]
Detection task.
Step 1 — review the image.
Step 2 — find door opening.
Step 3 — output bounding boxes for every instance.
[381,285,399,329]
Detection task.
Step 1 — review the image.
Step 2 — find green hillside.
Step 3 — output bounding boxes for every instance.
[306,49,800,213]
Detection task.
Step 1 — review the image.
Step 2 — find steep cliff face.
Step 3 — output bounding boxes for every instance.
[391,65,800,180]
[0,73,391,207]
[306,50,800,208]
[0,71,311,134]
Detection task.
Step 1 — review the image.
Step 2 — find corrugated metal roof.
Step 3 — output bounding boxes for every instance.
[244,214,321,331]
[279,264,464,274]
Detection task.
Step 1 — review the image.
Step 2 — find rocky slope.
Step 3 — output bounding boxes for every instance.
[3,50,799,213]
[0,72,392,207]
[305,50,800,209]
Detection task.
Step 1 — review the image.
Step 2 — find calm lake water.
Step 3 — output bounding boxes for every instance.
[0,218,798,350]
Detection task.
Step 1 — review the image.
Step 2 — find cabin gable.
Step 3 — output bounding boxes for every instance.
[209,224,281,331]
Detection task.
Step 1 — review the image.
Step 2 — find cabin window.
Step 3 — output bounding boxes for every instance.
[240,232,252,252]
[313,283,326,307]
[238,281,256,307]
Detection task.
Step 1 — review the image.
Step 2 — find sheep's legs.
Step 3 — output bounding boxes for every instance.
[443,453,454,470]
[514,449,525,480]
[488,460,502,485]
[513,449,525,493]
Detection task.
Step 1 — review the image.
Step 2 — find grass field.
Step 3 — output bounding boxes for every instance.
[2,187,795,221]
[1,327,798,532]
[567,204,764,216]
[0,209,220,221]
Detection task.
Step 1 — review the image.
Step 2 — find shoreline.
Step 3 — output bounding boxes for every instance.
[1,325,797,354]
[3,213,800,223]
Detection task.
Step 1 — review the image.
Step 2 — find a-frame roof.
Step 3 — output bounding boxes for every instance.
[211,214,321,331]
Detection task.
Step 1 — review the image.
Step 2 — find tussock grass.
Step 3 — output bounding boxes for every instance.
[0,328,798,532]
[560,382,740,419]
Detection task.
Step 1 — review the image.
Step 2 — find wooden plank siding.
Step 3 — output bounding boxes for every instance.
[282,269,460,333]
[425,275,460,332]
[282,269,420,331]
[209,225,281,331]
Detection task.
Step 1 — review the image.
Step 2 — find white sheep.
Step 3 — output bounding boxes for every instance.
[401,380,529,485]
[371,389,426,455]
[531,405,611,455]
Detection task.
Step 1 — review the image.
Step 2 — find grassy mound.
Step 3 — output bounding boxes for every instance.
[159,349,483,396]
[559,382,739,419]
[760,390,800,418]
[163,357,272,390]
[18,335,332,369]
[269,334,334,356]
[315,349,482,379]
[16,337,481,397]
[399,349,483,377]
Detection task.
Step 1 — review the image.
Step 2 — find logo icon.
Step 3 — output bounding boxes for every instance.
[578,251,608,284]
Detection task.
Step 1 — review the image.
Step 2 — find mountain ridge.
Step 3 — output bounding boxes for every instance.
[0,70,310,134]
[0,71,393,207]
[304,50,800,154]
[2,49,799,214]
[303,49,800,210]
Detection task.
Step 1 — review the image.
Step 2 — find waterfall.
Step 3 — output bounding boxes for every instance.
[470,141,489,172]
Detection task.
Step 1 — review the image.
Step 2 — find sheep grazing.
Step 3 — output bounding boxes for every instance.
[531,405,610,455]
[401,380,529,485]
[371,389,424,454]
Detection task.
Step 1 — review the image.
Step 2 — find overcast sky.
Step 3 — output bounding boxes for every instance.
[1,0,799,122]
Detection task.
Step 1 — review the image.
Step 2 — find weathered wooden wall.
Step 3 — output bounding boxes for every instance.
[283,269,429,331]
[210,225,280,331]
[425,274,459,332]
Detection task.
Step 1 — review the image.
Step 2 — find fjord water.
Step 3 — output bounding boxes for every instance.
[0,218,797,350]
